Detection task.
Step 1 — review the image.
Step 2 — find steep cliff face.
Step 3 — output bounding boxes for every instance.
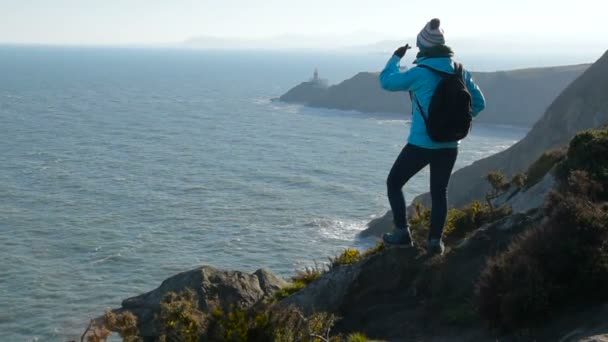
[419,49,608,207]
[279,64,589,126]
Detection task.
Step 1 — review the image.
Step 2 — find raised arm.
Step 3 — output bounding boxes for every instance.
[379,55,419,92]
[464,70,486,116]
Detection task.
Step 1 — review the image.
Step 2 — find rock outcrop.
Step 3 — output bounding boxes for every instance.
[279,64,589,127]
[119,266,287,337]
[282,212,538,340]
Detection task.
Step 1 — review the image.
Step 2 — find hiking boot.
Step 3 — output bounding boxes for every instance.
[427,238,445,256]
[383,228,414,247]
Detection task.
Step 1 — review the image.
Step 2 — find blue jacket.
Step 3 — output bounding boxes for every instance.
[380,55,486,149]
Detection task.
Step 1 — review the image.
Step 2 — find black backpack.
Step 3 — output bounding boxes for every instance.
[413,63,473,142]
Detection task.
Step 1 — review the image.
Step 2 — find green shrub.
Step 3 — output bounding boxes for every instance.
[484,170,512,211]
[409,202,432,244]
[330,249,362,268]
[557,128,608,199]
[157,289,206,342]
[444,201,499,241]
[511,173,527,189]
[207,307,267,342]
[274,281,308,301]
[292,264,325,284]
[476,188,608,332]
[208,306,341,342]
[273,264,326,302]
[524,148,566,189]
[486,171,510,193]
[410,201,510,246]
[344,332,370,342]
[96,310,140,342]
[361,241,384,259]
[104,311,141,342]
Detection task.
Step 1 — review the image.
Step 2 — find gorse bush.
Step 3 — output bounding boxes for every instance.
[157,289,206,342]
[361,241,384,258]
[410,201,510,245]
[207,306,267,341]
[557,128,608,199]
[293,264,325,284]
[274,281,308,301]
[330,249,361,268]
[208,305,366,342]
[476,184,608,332]
[273,263,325,301]
[524,148,566,189]
[344,333,370,342]
[101,288,368,341]
[486,171,510,194]
[275,243,388,302]
[444,201,510,242]
[510,173,527,189]
[485,171,511,210]
[81,310,141,342]
[104,311,140,342]
[477,128,608,332]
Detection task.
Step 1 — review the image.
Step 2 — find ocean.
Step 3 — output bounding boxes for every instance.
[0,46,529,341]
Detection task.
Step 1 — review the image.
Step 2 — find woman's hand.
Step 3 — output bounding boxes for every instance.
[393,44,411,58]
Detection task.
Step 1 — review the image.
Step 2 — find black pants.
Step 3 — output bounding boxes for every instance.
[387,144,458,240]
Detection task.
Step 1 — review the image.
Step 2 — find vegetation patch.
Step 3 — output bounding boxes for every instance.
[274,281,308,302]
[557,128,608,199]
[524,148,566,189]
[157,289,207,342]
[476,180,608,332]
[361,241,385,259]
[409,200,510,246]
[330,249,362,268]
[80,311,141,342]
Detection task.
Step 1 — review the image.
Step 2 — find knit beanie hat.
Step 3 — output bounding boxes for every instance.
[416,18,445,49]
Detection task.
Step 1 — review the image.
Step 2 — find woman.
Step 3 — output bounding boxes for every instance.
[379,18,486,254]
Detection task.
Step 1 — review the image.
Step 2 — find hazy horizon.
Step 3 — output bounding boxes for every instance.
[1,0,606,49]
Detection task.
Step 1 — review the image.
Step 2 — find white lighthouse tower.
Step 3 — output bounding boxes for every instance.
[310,68,327,87]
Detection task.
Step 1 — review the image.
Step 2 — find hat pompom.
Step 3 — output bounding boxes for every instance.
[430,18,440,30]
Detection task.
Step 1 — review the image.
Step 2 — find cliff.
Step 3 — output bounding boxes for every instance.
[279,64,589,127]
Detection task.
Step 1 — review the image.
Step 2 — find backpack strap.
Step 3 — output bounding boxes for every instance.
[411,64,448,121]
[410,91,426,122]
[453,62,465,81]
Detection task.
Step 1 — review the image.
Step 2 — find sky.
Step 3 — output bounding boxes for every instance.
[0,0,606,48]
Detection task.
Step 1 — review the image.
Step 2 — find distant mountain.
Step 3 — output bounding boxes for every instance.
[279,64,589,127]
[183,31,395,50]
[415,49,608,207]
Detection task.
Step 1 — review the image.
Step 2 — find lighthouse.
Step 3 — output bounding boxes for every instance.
[309,68,328,87]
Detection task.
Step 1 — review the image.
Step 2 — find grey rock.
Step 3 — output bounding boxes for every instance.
[358,210,393,238]
[279,247,421,316]
[509,173,555,214]
[119,265,288,337]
